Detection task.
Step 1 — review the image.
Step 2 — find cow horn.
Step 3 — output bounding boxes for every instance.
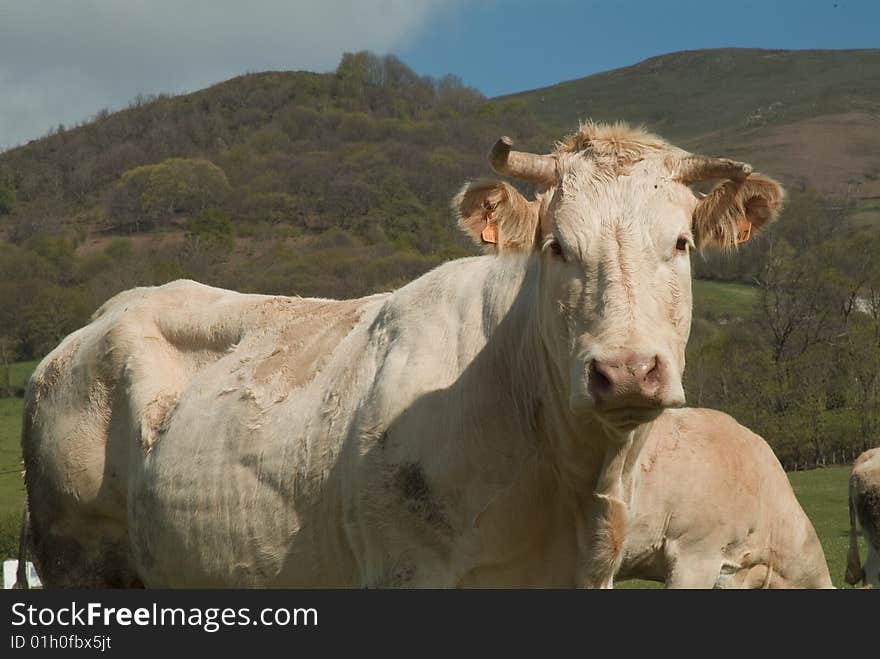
[489,136,557,184]
[673,155,753,184]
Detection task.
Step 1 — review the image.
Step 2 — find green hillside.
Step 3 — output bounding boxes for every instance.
[504,49,880,222]
[500,48,880,142]
[692,279,756,320]
[0,52,553,358]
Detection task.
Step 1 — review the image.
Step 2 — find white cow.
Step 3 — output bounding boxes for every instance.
[617,408,833,588]
[21,122,783,587]
[845,447,880,588]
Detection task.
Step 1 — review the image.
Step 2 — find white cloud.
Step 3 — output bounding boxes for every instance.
[0,0,457,150]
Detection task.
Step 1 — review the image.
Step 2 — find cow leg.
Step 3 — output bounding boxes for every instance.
[575,492,629,589]
[28,505,142,588]
[864,543,880,589]
[26,443,141,587]
[575,440,638,589]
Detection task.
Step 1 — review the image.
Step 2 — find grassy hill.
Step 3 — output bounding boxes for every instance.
[500,49,880,140]
[503,48,880,223]
[5,49,879,245]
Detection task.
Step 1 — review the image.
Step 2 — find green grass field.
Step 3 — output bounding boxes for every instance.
[5,361,38,390]
[789,466,853,589]
[0,397,25,560]
[0,361,34,559]
[691,279,757,320]
[0,362,862,588]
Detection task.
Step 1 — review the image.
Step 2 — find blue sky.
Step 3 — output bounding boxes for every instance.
[0,0,877,150]
[398,0,880,97]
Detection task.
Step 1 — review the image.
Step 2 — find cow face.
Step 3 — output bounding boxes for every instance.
[537,159,696,429]
[455,123,783,433]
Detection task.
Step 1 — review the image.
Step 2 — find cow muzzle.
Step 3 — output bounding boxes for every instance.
[573,351,685,429]
[590,353,662,403]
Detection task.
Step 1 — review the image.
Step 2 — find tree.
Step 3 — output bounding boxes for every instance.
[108,158,231,231]
[832,232,880,453]
[754,238,838,366]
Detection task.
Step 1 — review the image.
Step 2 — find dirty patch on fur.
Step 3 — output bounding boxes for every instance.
[392,463,451,533]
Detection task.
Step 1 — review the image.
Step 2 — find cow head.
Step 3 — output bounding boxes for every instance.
[454,123,783,433]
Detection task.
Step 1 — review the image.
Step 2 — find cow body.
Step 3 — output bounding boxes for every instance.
[25,272,632,587]
[846,447,880,588]
[617,408,832,588]
[22,123,784,588]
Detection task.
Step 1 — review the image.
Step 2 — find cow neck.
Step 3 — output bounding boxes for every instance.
[478,253,644,497]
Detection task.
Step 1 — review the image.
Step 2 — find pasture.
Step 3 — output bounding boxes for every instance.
[0,361,860,588]
[0,397,25,560]
[0,361,34,559]
[691,279,756,320]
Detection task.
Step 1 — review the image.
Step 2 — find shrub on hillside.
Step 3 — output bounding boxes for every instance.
[108,158,231,231]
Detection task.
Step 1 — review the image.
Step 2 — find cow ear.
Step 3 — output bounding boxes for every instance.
[453,180,541,253]
[692,174,784,251]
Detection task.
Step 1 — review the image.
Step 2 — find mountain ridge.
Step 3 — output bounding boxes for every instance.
[500,47,880,217]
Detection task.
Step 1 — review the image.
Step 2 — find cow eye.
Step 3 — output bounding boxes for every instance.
[549,239,564,258]
[675,236,690,253]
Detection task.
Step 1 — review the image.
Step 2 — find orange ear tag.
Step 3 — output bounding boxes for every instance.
[734,219,752,245]
[481,222,498,244]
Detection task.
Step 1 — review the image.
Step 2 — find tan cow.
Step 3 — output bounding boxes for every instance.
[617,408,833,588]
[21,122,783,587]
[845,447,880,588]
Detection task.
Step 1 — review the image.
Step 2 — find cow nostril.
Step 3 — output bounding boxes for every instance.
[589,360,612,394]
[640,356,664,396]
[644,356,661,383]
